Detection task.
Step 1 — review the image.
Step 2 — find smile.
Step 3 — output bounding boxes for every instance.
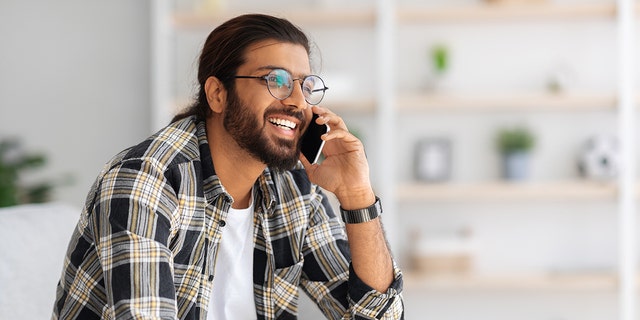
[268,117,297,130]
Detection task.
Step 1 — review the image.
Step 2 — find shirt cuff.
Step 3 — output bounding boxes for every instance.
[348,262,404,318]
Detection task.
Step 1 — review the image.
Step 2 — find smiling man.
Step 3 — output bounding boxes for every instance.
[53,14,403,320]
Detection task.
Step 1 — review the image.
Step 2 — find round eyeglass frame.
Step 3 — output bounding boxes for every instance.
[234,68,329,105]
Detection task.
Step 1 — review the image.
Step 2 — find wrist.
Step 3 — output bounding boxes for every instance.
[335,188,375,210]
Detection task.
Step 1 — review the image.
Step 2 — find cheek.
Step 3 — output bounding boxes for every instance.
[238,83,275,105]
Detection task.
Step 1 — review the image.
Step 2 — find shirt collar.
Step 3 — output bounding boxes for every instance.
[196,118,231,205]
[256,168,277,215]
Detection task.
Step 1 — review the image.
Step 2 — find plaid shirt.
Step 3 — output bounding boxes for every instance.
[53,116,404,320]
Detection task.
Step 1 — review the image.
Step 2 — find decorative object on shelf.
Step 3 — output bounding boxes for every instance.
[577,135,619,181]
[0,138,71,207]
[546,62,577,94]
[426,43,451,92]
[414,138,452,182]
[496,126,535,181]
[407,227,474,275]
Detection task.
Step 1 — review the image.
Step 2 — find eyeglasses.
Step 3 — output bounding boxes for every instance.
[234,68,328,105]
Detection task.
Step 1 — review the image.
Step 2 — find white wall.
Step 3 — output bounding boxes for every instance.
[0,0,151,207]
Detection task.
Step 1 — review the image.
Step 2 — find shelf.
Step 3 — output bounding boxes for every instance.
[172,3,619,30]
[397,180,617,202]
[172,7,376,30]
[322,96,376,114]
[397,3,617,23]
[175,92,622,114]
[397,92,617,112]
[403,271,620,292]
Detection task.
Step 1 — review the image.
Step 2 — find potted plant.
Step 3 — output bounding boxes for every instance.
[496,126,535,181]
[427,43,451,92]
[0,138,66,207]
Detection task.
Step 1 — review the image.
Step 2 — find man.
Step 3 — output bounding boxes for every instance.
[53,14,403,319]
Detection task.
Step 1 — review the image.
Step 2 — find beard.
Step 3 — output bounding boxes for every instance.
[223,89,306,170]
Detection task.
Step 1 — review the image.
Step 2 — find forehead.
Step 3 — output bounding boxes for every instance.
[239,40,311,77]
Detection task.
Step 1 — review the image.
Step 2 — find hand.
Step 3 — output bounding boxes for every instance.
[299,106,375,209]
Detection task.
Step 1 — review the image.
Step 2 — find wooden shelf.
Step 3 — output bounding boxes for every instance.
[397,180,617,202]
[397,3,617,23]
[397,92,617,112]
[322,96,376,114]
[179,92,627,114]
[173,3,625,29]
[172,8,376,29]
[403,271,620,291]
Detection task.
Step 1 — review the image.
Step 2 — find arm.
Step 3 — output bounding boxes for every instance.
[301,106,394,292]
[300,106,403,317]
[300,190,403,320]
[93,160,179,319]
[338,191,393,292]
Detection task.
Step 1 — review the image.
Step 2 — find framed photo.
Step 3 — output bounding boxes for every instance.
[414,138,452,182]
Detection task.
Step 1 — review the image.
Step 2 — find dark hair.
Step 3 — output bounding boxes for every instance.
[171,14,311,123]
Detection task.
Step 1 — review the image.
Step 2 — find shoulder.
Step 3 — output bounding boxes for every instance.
[106,116,203,174]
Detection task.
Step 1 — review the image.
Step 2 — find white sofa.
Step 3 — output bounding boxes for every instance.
[0,202,80,319]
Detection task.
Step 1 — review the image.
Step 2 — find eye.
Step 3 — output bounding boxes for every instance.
[303,78,316,94]
[271,69,292,89]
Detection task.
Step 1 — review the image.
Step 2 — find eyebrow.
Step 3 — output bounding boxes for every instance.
[254,65,309,79]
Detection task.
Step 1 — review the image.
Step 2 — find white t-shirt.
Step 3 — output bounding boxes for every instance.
[207,197,257,320]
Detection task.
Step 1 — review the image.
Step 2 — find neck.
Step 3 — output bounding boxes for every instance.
[206,117,266,209]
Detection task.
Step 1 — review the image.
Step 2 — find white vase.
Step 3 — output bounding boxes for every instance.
[502,151,530,181]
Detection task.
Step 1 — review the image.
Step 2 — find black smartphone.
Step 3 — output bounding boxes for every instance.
[301,113,330,164]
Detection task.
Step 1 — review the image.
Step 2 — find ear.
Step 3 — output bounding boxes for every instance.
[204,76,227,114]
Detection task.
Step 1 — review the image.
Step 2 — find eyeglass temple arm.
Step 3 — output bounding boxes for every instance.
[311,86,329,93]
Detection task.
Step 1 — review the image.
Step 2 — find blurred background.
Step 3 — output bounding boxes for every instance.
[1,0,639,319]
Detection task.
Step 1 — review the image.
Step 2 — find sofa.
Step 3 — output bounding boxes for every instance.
[0,202,79,319]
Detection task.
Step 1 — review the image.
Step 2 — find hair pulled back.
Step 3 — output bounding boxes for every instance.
[171,14,311,123]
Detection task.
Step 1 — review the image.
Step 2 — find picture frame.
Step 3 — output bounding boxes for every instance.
[414,138,452,182]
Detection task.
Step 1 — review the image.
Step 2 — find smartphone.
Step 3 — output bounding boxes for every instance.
[301,113,330,164]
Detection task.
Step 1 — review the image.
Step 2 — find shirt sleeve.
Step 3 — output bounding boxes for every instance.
[347,263,404,319]
[92,159,180,319]
[300,190,404,320]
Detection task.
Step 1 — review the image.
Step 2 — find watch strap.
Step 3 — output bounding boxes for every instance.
[340,196,382,224]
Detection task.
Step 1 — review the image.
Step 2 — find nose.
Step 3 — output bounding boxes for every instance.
[281,80,308,111]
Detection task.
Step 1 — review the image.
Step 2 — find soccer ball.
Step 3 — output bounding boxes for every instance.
[577,135,619,181]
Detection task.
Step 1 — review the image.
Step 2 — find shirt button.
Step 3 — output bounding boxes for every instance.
[218,220,226,227]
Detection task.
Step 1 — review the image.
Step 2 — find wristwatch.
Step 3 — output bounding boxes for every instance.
[340,197,382,224]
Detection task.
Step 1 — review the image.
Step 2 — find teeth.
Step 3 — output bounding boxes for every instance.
[269,118,296,130]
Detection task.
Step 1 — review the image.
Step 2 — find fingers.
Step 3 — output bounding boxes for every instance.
[312,106,347,131]
[322,127,359,143]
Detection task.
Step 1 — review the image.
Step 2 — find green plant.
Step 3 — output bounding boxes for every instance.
[496,127,535,154]
[431,44,449,75]
[0,138,58,207]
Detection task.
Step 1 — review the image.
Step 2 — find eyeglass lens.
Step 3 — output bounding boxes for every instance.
[266,69,326,105]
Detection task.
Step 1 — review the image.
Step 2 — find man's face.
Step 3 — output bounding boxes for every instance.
[223,40,312,170]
